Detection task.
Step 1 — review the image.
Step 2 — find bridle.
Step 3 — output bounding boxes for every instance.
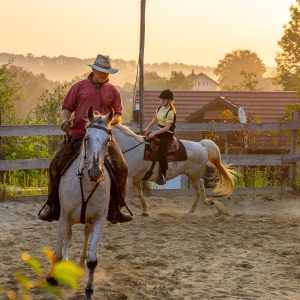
[77,122,112,224]
[77,122,112,178]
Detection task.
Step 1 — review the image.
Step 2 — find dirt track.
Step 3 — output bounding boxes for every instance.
[0,193,300,299]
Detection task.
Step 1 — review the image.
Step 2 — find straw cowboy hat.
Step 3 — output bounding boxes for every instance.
[88,54,118,74]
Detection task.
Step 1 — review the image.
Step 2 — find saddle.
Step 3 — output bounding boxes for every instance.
[142,135,187,181]
[144,136,187,162]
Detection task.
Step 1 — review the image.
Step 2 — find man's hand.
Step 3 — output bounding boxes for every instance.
[60,119,72,133]
[111,114,121,125]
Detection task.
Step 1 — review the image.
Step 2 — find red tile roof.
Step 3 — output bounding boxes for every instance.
[137,91,300,123]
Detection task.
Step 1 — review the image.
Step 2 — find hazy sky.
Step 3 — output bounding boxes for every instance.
[1,0,296,66]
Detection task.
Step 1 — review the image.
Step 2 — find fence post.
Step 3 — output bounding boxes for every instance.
[290,111,299,190]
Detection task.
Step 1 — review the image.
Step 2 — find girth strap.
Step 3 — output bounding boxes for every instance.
[142,160,157,181]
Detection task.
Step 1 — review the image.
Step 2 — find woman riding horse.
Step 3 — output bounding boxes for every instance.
[144,89,176,185]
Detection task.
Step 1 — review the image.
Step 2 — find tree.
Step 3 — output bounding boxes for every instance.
[144,71,168,90]
[227,71,259,91]
[0,61,19,182]
[214,49,266,90]
[168,71,193,90]
[0,61,19,125]
[275,1,300,92]
[34,84,70,153]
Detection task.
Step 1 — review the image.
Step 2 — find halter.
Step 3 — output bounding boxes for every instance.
[77,121,112,224]
[78,122,112,176]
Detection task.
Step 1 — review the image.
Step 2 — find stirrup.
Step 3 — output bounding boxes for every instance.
[156,174,166,185]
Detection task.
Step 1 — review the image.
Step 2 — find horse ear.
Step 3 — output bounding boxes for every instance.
[87,106,94,121]
[105,107,114,124]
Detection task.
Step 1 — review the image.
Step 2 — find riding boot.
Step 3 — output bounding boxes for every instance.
[156,165,166,185]
[38,204,53,221]
[107,185,133,224]
[106,174,133,224]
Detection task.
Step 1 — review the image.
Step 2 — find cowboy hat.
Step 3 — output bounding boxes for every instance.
[88,54,118,74]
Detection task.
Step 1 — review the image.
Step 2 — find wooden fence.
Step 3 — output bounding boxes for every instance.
[0,115,299,198]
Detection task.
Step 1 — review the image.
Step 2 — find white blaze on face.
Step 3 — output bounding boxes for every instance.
[85,127,110,171]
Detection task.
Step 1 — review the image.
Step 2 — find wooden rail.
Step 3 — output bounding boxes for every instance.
[1,121,299,137]
[0,117,299,193]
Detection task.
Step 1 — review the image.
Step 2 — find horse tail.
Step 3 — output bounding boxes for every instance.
[200,139,236,196]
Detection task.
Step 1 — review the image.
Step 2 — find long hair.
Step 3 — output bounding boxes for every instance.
[169,100,176,113]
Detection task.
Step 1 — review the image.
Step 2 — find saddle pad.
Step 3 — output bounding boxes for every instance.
[144,140,187,162]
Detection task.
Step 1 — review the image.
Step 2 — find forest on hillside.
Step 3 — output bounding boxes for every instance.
[0,53,217,86]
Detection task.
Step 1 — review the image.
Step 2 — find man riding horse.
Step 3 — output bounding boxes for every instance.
[38,54,133,224]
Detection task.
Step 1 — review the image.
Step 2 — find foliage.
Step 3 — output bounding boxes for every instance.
[34,84,70,125]
[282,103,300,151]
[214,49,266,90]
[9,65,58,119]
[1,170,49,197]
[0,61,19,125]
[1,248,84,299]
[144,70,193,91]
[0,53,216,86]
[33,84,69,153]
[275,1,300,92]
[228,71,259,91]
[168,71,193,90]
[144,71,168,90]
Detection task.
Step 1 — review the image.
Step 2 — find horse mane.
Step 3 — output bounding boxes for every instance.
[113,124,143,142]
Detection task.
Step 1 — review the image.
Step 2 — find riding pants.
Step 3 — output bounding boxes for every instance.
[157,132,173,177]
[45,134,128,210]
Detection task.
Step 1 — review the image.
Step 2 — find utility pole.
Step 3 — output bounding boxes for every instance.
[139,0,146,132]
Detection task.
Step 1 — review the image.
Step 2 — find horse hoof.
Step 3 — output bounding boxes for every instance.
[85,288,94,300]
[46,276,59,286]
[184,210,193,214]
[141,212,149,217]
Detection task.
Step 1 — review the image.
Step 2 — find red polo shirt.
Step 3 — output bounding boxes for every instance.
[62,73,122,136]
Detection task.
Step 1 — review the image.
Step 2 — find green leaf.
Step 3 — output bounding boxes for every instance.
[53,261,84,289]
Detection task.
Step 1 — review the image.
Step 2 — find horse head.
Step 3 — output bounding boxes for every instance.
[83,106,113,182]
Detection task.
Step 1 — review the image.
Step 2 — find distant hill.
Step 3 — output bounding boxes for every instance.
[0,53,220,87]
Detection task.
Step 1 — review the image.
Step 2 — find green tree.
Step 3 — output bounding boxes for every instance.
[168,71,193,90]
[275,1,300,92]
[144,71,168,90]
[0,61,19,125]
[34,84,69,125]
[34,84,70,153]
[0,61,19,181]
[214,49,266,90]
[227,71,259,91]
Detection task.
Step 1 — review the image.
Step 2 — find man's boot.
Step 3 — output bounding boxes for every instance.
[107,182,133,224]
[107,204,133,224]
[38,204,53,222]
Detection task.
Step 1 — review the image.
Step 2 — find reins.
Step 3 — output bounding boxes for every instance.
[77,122,112,224]
[122,140,147,154]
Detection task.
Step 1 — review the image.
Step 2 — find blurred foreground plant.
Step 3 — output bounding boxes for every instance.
[1,247,84,299]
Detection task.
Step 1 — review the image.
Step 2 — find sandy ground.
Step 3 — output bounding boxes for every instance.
[0,192,300,300]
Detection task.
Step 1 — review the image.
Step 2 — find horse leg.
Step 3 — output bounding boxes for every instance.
[133,177,149,216]
[85,218,106,300]
[79,224,91,267]
[47,216,69,285]
[62,226,72,261]
[187,178,229,215]
[185,178,208,214]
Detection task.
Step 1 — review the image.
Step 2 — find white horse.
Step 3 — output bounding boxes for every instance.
[112,124,236,216]
[47,107,112,300]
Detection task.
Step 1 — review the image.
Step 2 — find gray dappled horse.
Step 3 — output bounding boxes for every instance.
[47,107,112,300]
[112,124,236,216]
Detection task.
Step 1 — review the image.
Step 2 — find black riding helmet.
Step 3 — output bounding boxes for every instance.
[159,89,174,100]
